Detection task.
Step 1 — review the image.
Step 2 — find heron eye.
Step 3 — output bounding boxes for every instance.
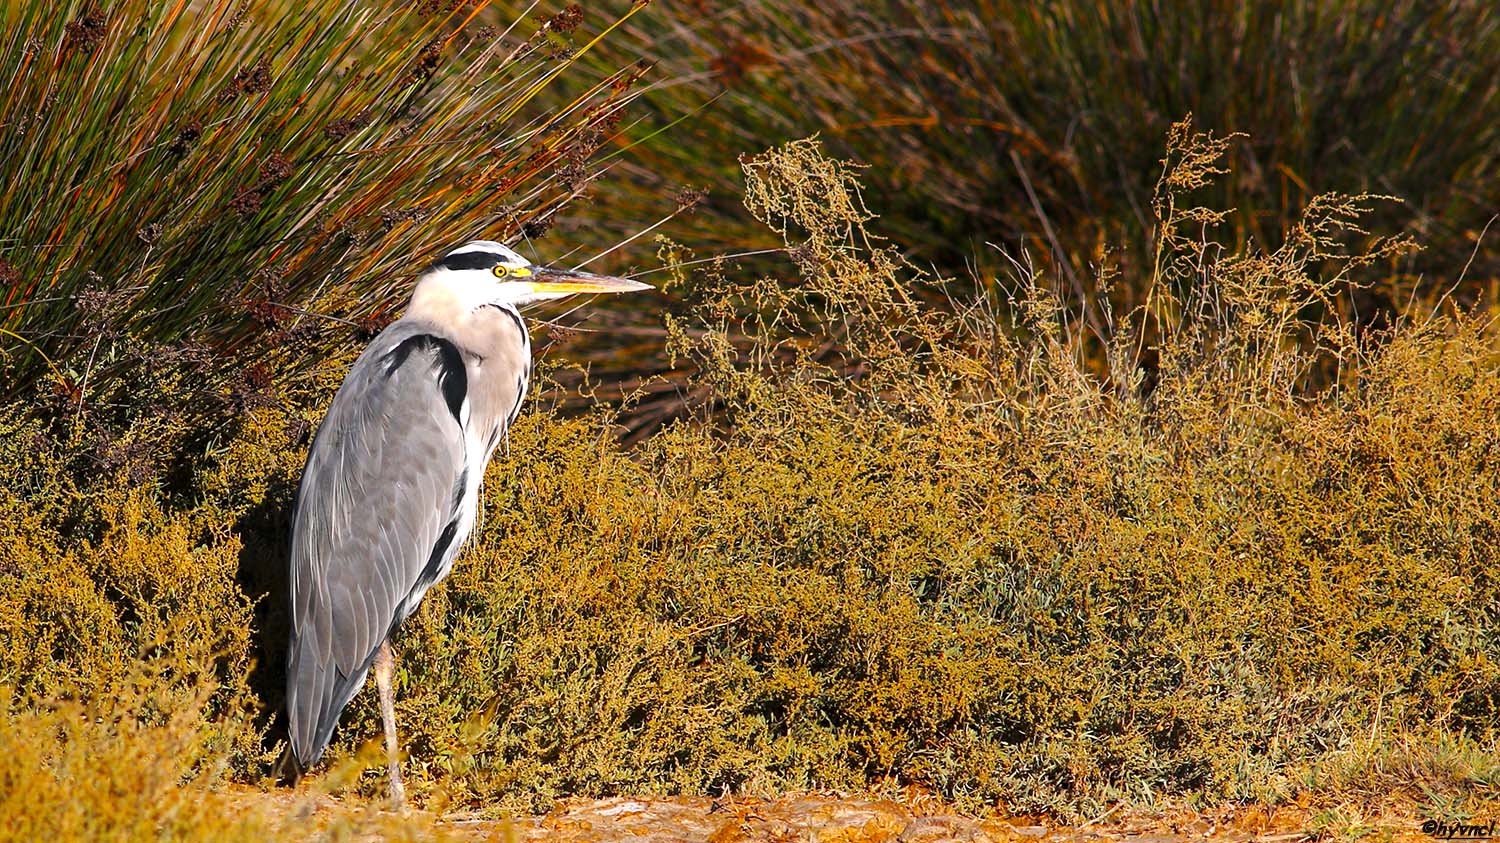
[491,265,508,278]
[509,266,532,278]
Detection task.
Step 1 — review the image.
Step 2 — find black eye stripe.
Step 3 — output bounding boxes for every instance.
[436,251,512,271]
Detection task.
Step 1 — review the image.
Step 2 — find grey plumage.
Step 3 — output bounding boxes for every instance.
[283,241,649,799]
[287,324,484,766]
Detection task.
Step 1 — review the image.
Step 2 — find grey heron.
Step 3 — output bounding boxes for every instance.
[284,240,651,807]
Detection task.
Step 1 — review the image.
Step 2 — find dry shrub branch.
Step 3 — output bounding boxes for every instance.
[0,125,1496,827]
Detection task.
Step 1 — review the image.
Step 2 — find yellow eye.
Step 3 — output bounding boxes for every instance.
[509,266,532,277]
[491,265,508,278]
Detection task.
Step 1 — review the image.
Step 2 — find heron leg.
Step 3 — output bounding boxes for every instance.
[373,639,407,810]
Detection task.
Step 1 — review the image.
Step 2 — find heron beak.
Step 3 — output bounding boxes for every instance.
[528,266,653,295]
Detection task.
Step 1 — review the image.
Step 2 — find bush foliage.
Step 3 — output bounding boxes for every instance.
[556,0,1500,300]
[3,126,1497,826]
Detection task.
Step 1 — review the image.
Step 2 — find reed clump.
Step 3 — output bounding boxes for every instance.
[555,0,1500,305]
[0,0,648,425]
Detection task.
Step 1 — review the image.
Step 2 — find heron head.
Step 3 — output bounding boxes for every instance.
[413,240,652,314]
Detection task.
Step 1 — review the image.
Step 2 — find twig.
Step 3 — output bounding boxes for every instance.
[1431,212,1498,318]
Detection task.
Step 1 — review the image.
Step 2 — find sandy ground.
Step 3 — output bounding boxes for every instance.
[224,787,1440,843]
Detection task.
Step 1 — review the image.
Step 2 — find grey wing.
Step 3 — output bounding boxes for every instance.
[285,328,469,769]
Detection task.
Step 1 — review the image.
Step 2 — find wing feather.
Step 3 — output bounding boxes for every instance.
[285,325,468,769]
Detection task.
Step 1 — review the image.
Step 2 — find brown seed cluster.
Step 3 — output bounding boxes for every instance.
[544,322,584,349]
[224,1,251,31]
[228,361,279,413]
[526,4,586,60]
[228,153,295,217]
[521,213,554,239]
[323,109,372,141]
[674,185,709,213]
[229,189,263,216]
[218,58,272,104]
[64,9,107,52]
[158,340,215,372]
[242,301,285,327]
[74,275,129,339]
[166,119,202,156]
[555,159,589,192]
[379,206,433,231]
[406,39,444,84]
[240,266,318,355]
[418,0,476,14]
[540,4,584,33]
[92,434,158,487]
[354,312,393,342]
[612,59,654,93]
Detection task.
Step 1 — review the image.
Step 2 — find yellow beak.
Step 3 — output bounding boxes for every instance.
[528,266,653,295]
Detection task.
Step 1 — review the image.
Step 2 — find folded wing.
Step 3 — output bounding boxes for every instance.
[285,325,469,769]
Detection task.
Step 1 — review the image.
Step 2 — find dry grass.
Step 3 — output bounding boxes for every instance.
[481,0,1500,438]
[1,125,1497,831]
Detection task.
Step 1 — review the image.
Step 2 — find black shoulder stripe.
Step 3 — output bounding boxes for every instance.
[450,471,467,513]
[508,371,527,425]
[413,518,460,600]
[384,334,467,423]
[437,251,506,271]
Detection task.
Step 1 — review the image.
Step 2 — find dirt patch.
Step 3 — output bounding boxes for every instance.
[234,788,1438,843]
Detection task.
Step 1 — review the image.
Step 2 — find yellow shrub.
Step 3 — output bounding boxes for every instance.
[1,127,1496,821]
